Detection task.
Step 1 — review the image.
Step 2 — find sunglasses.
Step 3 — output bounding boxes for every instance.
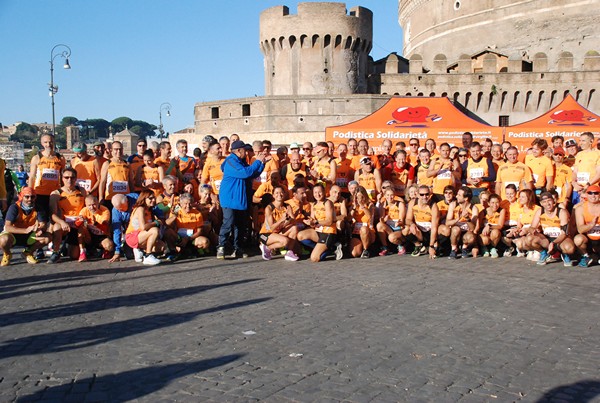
[419,193,430,196]
[553,154,564,156]
[303,148,312,151]
[458,154,468,158]
[588,192,600,195]
[410,143,419,147]
[63,176,75,180]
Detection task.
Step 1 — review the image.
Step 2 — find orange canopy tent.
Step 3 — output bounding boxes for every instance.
[325,97,503,151]
[505,94,600,151]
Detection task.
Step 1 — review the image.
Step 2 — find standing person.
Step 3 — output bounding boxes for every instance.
[571,132,600,204]
[461,142,496,202]
[525,138,554,195]
[428,142,461,201]
[309,142,337,192]
[387,150,414,199]
[552,147,573,208]
[201,140,225,195]
[135,149,165,197]
[29,134,65,220]
[127,139,148,192]
[174,139,197,192]
[462,132,474,150]
[15,164,29,190]
[217,140,269,259]
[98,141,133,209]
[70,142,101,197]
[495,146,534,199]
[92,141,108,168]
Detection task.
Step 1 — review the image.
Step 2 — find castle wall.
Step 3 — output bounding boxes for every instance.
[399,0,600,69]
[260,3,373,96]
[381,51,600,125]
[193,94,390,145]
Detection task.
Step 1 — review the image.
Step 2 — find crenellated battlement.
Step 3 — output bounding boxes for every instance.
[260,2,373,96]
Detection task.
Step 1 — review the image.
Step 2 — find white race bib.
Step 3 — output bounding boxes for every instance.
[213,179,222,192]
[577,172,590,185]
[543,226,561,238]
[88,224,104,236]
[470,168,484,179]
[177,228,194,237]
[42,168,59,181]
[416,221,431,232]
[335,178,348,187]
[76,179,92,191]
[353,222,367,234]
[437,169,452,180]
[112,181,128,193]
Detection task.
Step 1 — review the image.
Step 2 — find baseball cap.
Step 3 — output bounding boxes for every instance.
[93,141,105,147]
[553,147,565,156]
[587,184,600,193]
[565,139,577,147]
[72,142,87,152]
[230,140,252,150]
[290,142,300,149]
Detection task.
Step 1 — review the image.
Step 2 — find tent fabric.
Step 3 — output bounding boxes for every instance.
[325,97,503,151]
[504,94,600,150]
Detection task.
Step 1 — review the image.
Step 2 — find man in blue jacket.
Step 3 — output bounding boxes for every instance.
[217,140,269,259]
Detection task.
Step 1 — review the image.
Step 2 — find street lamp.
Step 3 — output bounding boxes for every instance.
[49,44,72,136]
[158,102,172,138]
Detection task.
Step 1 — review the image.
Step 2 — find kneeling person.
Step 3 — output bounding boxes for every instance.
[166,192,210,257]
[79,195,114,261]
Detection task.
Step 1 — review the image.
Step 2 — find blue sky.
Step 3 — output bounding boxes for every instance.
[0,1,403,133]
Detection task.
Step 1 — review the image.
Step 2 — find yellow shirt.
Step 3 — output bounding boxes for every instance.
[496,162,533,199]
[201,155,225,195]
[554,164,572,203]
[574,149,600,184]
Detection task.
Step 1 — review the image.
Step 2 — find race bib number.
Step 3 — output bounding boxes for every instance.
[112,181,128,193]
[437,169,452,180]
[416,221,431,232]
[470,168,484,179]
[64,216,77,226]
[352,222,367,234]
[543,226,561,238]
[259,171,267,183]
[213,179,222,192]
[386,220,402,231]
[335,178,348,188]
[588,225,600,237]
[457,222,469,231]
[42,168,59,181]
[577,172,590,185]
[76,179,92,191]
[88,224,104,236]
[177,228,194,237]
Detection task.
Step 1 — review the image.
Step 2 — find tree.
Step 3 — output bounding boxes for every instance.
[60,116,79,127]
[11,122,39,149]
[82,118,110,139]
[130,120,157,139]
[111,117,133,134]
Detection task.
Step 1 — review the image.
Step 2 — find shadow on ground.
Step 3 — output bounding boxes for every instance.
[536,379,600,402]
[16,354,244,402]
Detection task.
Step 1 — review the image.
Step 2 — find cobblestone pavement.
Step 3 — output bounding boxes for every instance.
[0,250,599,402]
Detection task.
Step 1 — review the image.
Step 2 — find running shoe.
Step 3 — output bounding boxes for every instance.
[78,251,88,262]
[133,248,144,263]
[48,252,60,264]
[284,250,299,261]
[561,254,574,267]
[448,249,458,260]
[461,248,469,259]
[229,249,249,259]
[490,248,499,259]
[503,247,514,257]
[143,254,161,266]
[360,249,370,259]
[536,250,549,266]
[216,246,225,259]
[397,245,406,256]
[259,243,272,261]
[545,251,560,264]
[378,247,390,256]
[1,252,11,267]
[334,242,344,260]
[22,250,38,264]
[578,255,591,268]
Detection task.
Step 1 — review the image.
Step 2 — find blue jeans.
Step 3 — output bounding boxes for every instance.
[218,208,247,251]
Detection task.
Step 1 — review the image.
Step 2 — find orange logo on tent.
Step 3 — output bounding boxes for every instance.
[386,106,442,127]
[549,109,597,126]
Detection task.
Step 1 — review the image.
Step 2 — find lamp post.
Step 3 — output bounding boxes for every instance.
[158,102,172,138]
[49,44,72,136]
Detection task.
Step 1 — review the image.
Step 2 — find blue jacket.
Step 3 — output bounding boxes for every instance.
[219,153,264,210]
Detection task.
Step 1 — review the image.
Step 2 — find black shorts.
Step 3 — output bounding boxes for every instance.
[259,233,270,244]
[318,232,335,248]
[88,234,108,248]
[10,232,35,247]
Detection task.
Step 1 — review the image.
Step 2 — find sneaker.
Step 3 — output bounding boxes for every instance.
[378,247,390,256]
[133,248,144,263]
[526,251,534,261]
[22,251,38,264]
[334,242,344,260]
[78,251,88,262]
[546,251,560,264]
[516,248,526,258]
[48,252,60,264]
[259,243,272,261]
[532,251,541,261]
[143,254,161,266]
[360,249,370,259]
[448,249,458,260]
[279,249,287,256]
[490,248,499,259]
[537,250,549,265]
[461,248,469,259]
[503,246,514,257]
[481,246,490,257]
[59,243,69,257]
[35,249,45,260]
[397,245,406,256]
[165,253,177,262]
[411,244,427,257]
[578,254,591,268]
[284,250,299,261]
[1,252,11,266]
[216,246,225,259]
[561,254,574,267]
[229,249,248,259]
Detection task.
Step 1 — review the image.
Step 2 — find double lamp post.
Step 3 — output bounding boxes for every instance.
[49,44,72,136]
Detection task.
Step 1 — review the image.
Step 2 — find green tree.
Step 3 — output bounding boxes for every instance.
[130,120,157,139]
[60,116,79,126]
[111,117,133,133]
[83,118,110,138]
[11,122,39,148]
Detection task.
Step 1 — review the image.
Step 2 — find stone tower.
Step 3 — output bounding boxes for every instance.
[399,0,600,68]
[260,2,373,96]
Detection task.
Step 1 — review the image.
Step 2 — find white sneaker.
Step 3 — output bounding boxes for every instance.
[143,254,161,266]
[532,251,541,261]
[133,248,144,263]
[526,251,534,260]
[284,250,299,261]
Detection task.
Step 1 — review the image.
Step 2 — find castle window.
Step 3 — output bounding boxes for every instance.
[454,1,461,10]
[211,107,220,119]
[499,116,510,127]
[242,104,251,117]
[588,89,596,108]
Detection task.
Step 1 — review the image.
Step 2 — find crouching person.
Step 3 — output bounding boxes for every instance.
[78,195,114,261]
[0,187,50,266]
[125,190,165,265]
[165,192,210,258]
[258,186,299,261]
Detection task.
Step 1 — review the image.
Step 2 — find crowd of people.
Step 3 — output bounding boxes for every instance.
[2,130,600,268]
